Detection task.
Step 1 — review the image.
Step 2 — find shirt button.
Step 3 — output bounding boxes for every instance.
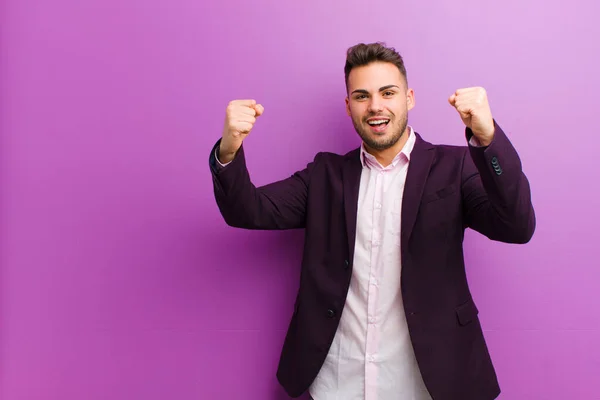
[367,355,375,362]
[375,202,382,209]
[369,316,376,324]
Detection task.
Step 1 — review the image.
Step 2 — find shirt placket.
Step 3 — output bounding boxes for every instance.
[365,168,385,400]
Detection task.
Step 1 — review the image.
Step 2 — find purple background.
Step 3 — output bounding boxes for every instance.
[1,0,598,399]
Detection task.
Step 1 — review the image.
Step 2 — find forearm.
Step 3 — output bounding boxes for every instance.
[209,139,311,230]
[462,122,536,243]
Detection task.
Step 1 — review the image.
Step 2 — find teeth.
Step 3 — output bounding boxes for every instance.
[368,119,389,126]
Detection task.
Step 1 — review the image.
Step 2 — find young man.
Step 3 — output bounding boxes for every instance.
[209,42,535,400]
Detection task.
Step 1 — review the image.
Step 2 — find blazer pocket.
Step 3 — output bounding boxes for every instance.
[455,298,479,326]
[421,185,456,204]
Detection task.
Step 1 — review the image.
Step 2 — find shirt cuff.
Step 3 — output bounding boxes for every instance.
[469,135,483,147]
[215,148,232,167]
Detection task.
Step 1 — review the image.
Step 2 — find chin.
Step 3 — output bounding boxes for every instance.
[367,131,402,149]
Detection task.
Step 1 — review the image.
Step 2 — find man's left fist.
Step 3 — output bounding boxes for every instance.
[448,87,495,146]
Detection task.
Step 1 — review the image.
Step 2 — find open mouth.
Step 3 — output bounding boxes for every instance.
[367,118,390,133]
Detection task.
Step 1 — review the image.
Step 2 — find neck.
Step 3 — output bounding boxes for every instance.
[364,127,411,167]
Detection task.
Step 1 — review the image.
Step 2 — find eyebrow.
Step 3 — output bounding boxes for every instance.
[351,85,400,95]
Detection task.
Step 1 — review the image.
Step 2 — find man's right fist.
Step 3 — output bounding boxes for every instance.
[219,99,264,163]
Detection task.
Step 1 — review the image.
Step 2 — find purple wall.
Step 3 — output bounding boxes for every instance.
[1,0,598,399]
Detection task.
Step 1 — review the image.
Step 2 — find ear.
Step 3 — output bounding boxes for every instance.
[406,88,415,111]
[345,97,351,116]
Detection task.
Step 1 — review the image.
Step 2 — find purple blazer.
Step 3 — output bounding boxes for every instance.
[209,122,535,399]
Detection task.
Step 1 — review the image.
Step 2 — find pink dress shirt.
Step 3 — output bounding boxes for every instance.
[309,127,433,400]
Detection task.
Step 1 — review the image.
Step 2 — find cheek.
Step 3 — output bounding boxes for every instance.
[349,106,365,121]
[390,102,407,116]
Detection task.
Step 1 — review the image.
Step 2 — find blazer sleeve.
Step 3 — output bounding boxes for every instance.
[209,139,319,230]
[461,121,536,243]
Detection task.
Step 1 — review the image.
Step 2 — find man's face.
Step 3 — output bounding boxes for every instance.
[345,61,415,151]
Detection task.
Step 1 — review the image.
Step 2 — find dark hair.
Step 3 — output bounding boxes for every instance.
[344,42,407,92]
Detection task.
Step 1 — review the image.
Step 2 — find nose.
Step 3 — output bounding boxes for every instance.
[368,97,384,114]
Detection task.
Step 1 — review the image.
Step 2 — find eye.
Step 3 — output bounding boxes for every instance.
[355,94,367,100]
[383,91,395,96]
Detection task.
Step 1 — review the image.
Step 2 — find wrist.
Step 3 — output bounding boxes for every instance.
[470,126,494,147]
[218,142,239,164]
[475,135,493,147]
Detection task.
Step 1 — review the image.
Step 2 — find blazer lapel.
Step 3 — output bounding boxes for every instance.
[342,148,362,264]
[401,132,435,249]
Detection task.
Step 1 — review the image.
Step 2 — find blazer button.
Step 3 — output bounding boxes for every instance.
[327,309,336,318]
[344,259,350,269]
[491,156,499,165]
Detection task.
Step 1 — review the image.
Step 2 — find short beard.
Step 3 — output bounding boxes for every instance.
[352,113,408,151]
